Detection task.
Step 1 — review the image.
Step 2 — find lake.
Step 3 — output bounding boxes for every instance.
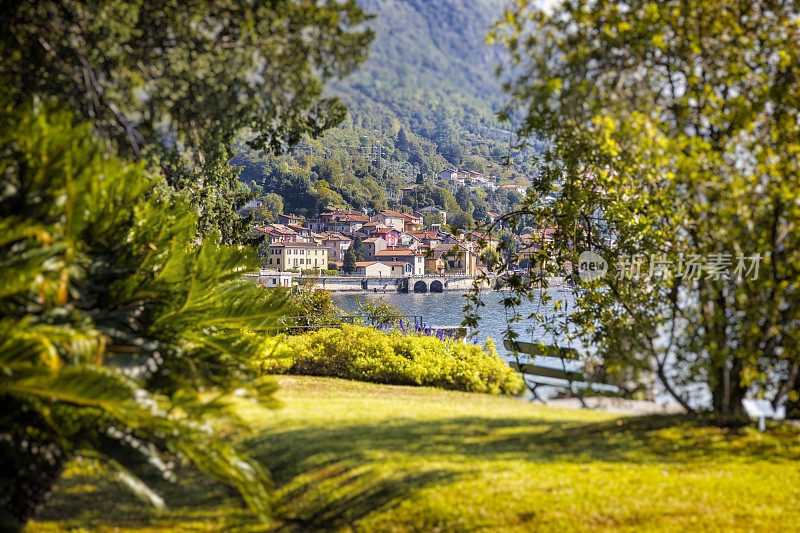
[334,289,582,357]
[335,290,686,405]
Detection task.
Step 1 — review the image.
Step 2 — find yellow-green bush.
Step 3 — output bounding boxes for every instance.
[257,326,525,395]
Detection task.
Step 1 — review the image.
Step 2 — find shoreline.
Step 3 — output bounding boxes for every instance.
[295,275,570,293]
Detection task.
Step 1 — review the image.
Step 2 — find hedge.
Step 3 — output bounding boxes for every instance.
[257,326,525,395]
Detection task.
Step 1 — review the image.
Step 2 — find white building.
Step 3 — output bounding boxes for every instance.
[255,269,296,288]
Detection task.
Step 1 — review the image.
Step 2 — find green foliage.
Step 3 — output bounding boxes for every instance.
[354,296,403,325]
[258,326,524,395]
[251,193,284,224]
[286,288,342,329]
[0,102,288,529]
[488,0,800,415]
[343,247,358,274]
[1,0,373,242]
[233,0,538,223]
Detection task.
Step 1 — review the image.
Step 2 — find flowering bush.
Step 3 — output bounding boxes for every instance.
[257,326,524,395]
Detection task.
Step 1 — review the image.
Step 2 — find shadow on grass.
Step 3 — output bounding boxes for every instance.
[240,412,799,528]
[32,461,252,530]
[32,411,800,531]
[248,414,800,477]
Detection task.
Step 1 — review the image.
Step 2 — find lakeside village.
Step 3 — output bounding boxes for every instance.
[245,169,547,292]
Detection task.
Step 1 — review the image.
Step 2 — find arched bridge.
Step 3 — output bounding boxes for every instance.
[402,276,478,293]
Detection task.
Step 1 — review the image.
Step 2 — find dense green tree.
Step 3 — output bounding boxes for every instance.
[472,194,489,224]
[485,0,800,416]
[351,235,366,262]
[1,0,373,243]
[0,102,287,529]
[343,247,358,274]
[252,193,284,224]
[455,186,474,216]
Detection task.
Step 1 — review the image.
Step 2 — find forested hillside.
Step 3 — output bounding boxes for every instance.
[235,0,537,224]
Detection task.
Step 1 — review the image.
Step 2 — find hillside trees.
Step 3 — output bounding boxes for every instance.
[1,0,373,243]
[0,102,287,529]
[489,0,800,416]
[252,193,284,224]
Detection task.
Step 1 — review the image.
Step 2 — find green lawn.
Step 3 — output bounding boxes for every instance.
[28,376,800,531]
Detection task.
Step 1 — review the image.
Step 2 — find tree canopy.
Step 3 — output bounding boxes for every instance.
[484,0,800,416]
[1,0,374,242]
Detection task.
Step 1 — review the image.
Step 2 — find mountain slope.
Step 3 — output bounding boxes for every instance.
[235,0,535,223]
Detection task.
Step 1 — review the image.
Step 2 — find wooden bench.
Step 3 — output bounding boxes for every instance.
[503,340,620,401]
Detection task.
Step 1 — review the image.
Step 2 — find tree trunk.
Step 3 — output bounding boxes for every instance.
[710,358,746,417]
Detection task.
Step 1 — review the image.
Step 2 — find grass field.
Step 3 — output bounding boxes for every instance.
[28,376,800,531]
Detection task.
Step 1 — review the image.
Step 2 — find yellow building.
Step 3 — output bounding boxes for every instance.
[266,242,329,272]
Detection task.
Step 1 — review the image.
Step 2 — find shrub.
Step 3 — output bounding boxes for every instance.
[355,296,403,325]
[257,326,525,395]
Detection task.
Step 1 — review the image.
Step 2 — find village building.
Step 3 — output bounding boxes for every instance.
[362,236,387,260]
[322,232,352,262]
[260,223,302,243]
[383,261,413,277]
[354,261,393,277]
[312,209,370,233]
[466,232,500,253]
[370,227,400,247]
[251,226,282,244]
[500,184,528,196]
[439,169,466,187]
[398,232,423,250]
[375,247,425,276]
[400,184,418,200]
[278,213,304,226]
[265,242,329,272]
[357,221,382,236]
[519,228,557,263]
[400,212,423,232]
[287,224,314,240]
[430,242,477,276]
[411,230,443,248]
[375,210,406,232]
[256,269,296,288]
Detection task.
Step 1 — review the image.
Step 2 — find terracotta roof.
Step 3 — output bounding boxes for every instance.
[323,232,351,242]
[321,209,362,217]
[469,232,499,241]
[375,248,418,257]
[263,223,298,235]
[331,214,369,223]
[269,242,328,249]
[379,210,406,218]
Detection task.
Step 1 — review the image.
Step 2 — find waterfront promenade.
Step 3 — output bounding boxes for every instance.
[300,274,486,293]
